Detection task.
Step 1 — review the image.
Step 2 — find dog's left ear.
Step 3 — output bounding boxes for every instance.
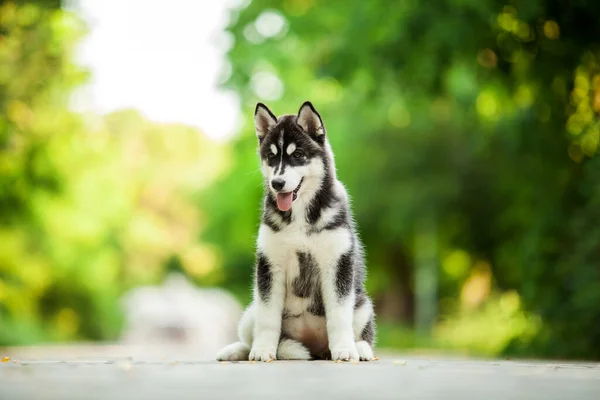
[297,101,325,138]
[254,102,277,141]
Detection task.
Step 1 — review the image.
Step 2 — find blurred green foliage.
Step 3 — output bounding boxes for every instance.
[201,0,600,359]
[0,1,226,345]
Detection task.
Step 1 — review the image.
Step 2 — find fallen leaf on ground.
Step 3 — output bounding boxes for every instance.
[1,357,10,363]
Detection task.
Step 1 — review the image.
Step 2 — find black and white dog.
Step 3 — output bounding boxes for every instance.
[216,102,376,362]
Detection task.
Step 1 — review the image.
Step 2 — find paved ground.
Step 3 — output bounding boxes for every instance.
[1,348,599,400]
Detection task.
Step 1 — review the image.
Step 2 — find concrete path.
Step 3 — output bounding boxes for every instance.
[1,351,599,400]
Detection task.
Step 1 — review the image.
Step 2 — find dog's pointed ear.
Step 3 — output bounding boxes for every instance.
[297,101,325,138]
[254,103,277,141]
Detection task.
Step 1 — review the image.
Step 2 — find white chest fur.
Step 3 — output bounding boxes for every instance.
[256,211,353,356]
[257,219,352,274]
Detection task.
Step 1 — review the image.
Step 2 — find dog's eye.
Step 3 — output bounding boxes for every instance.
[267,153,276,159]
[292,151,304,159]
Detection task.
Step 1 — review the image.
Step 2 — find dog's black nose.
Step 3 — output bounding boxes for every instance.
[271,179,285,191]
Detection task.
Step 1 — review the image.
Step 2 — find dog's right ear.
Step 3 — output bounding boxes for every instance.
[254,103,277,141]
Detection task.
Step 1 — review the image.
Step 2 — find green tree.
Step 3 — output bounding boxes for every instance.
[0,1,227,344]
[202,0,600,359]
[0,0,91,343]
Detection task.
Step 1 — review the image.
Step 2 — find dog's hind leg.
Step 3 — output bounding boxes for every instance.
[216,304,255,361]
[277,338,311,360]
[238,303,255,347]
[216,341,250,361]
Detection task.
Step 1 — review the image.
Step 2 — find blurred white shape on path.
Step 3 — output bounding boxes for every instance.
[120,273,242,355]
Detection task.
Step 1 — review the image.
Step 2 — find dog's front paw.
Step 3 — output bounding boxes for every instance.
[355,340,375,361]
[249,346,277,362]
[331,345,359,362]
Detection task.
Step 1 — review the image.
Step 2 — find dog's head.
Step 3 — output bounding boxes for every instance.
[254,101,328,212]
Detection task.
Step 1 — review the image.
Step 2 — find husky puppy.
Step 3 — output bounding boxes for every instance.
[216,102,375,362]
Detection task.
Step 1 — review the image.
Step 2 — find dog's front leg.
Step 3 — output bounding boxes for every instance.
[321,250,359,361]
[249,253,285,361]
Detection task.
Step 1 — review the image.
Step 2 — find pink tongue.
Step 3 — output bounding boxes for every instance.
[276,192,294,211]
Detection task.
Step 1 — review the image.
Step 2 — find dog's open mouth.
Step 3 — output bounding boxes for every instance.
[276,178,303,212]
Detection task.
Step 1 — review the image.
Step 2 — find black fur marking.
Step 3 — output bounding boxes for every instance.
[354,290,367,310]
[335,250,354,298]
[305,167,335,225]
[306,206,349,235]
[308,285,326,317]
[315,349,331,360]
[256,253,272,303]
[278,155,287,175]
[323,208,349,231]
[293,252,317,298]
[262,214,281,232]
[292,250,325,316]
[361,318,375,345]
[283,309,302,319]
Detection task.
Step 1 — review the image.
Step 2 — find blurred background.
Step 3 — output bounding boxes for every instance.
[1,0,599,361]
